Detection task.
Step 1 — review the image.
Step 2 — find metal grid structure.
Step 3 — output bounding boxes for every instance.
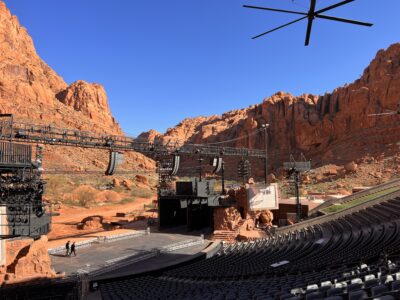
[0,141,32,168]
[0,116,265,158]
[0,203,51,238]
[284,154,311,222]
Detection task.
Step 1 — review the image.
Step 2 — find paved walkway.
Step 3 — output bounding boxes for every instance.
[51,231,205,276]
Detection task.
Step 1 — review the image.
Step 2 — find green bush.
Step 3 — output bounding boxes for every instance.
[45,175,69,195]
[130,187,153,199]
[120,197,136,204]
[76,189,97,207]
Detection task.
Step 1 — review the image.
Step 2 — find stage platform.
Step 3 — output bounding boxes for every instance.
[51,230,210,277]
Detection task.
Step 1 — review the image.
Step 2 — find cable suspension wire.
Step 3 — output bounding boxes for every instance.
[129,127,266,147]
[202,127,265,145]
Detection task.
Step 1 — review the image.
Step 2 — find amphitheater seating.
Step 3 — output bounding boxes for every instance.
[0,279,79,300]
[99,196,400,300]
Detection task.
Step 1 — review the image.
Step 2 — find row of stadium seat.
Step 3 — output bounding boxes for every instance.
[99,196,400,300]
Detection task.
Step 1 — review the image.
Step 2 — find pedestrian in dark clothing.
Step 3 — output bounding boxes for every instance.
[65,240,70,256]
[70,242,76,256]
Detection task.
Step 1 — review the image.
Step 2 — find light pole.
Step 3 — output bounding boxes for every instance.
[262,123,269,185]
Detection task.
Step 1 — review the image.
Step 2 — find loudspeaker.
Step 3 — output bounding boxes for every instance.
[170,155,180,176]
[105,151,124,175]
[211,157,223,174]
[176,181,194,196]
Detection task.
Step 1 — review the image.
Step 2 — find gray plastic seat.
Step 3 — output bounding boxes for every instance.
[347,283,362,292]
[306,291,324,300]
[348,290,368,300]
[372,295,395,300]
[327,288,343,297]
[391,280,400,291]
[371,284,389,297]
[365,279,380,289]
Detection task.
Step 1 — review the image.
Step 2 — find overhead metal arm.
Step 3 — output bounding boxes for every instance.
[243,5,307,16]
[252,16,308,39]
[305,0,317,46]
[315,0,355,14]
[244,0,372,46]
[315,14,373,27]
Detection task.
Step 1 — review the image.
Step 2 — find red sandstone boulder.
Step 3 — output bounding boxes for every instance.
[259,210,274,226]
[324,166,339,176]
[213,207,242,231]
[4,236,57,284]
[80,215,104,230]
[267,173,277,183]
[338,189,352,196]
[112,178,121,187]
[122,179,133,190]
[95,190,122,203]
[135,174,148,185]
[345,161,358,173]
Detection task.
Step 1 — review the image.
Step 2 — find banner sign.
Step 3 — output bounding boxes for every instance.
[247,183,279,210]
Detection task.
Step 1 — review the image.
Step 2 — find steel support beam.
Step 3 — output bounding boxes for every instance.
[0,117,265,158]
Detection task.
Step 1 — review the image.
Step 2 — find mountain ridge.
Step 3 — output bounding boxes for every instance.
[0,0,154,173]
[140,43,400,170]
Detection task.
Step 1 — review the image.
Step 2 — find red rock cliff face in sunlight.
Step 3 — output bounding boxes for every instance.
[0,1,156,172]
[55,80,120,128]
[142,43,400,170]
[0,0,120,134]
[3,236,57,284]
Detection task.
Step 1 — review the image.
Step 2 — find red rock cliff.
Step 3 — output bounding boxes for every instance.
[0,1,156,173]
[142,43,400,169]
[0,0,120,134]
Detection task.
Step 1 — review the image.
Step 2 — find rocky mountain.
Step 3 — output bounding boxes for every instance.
[141,43,400,171]
[0,1,120,133]
[0,1,154,172]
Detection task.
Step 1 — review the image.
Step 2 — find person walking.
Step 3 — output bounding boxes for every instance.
[70,242,76,257]
[65,240,70,256]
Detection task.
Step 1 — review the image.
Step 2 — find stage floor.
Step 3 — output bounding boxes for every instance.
[51,229,208,277]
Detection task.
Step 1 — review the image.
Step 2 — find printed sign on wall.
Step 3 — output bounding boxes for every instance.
[247,183,279,210]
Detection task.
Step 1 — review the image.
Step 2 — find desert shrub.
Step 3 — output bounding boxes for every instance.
[120,197,136,204]
[76,189,97,207]
[112,186,125,193]
[130,187,153,199]
[103,191,121,202]
[45,175,69,195]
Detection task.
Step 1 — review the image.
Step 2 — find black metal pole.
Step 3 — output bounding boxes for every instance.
[198,158,203,181]
[295,170,301,222]
[263,124,269,185]
[221,160,225,195]
[10,114,13,142]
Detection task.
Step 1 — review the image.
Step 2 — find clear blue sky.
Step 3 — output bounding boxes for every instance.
[4,0,400,136]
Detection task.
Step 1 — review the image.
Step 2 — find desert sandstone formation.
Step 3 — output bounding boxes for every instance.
[0,1,154,172]
[3,236,57,284]
[141,43,400,170]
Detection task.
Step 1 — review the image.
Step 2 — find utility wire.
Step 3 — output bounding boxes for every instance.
[202,127,265,145]
[131,127,266,147]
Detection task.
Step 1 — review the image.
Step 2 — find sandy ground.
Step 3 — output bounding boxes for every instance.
[47,197,156,248]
